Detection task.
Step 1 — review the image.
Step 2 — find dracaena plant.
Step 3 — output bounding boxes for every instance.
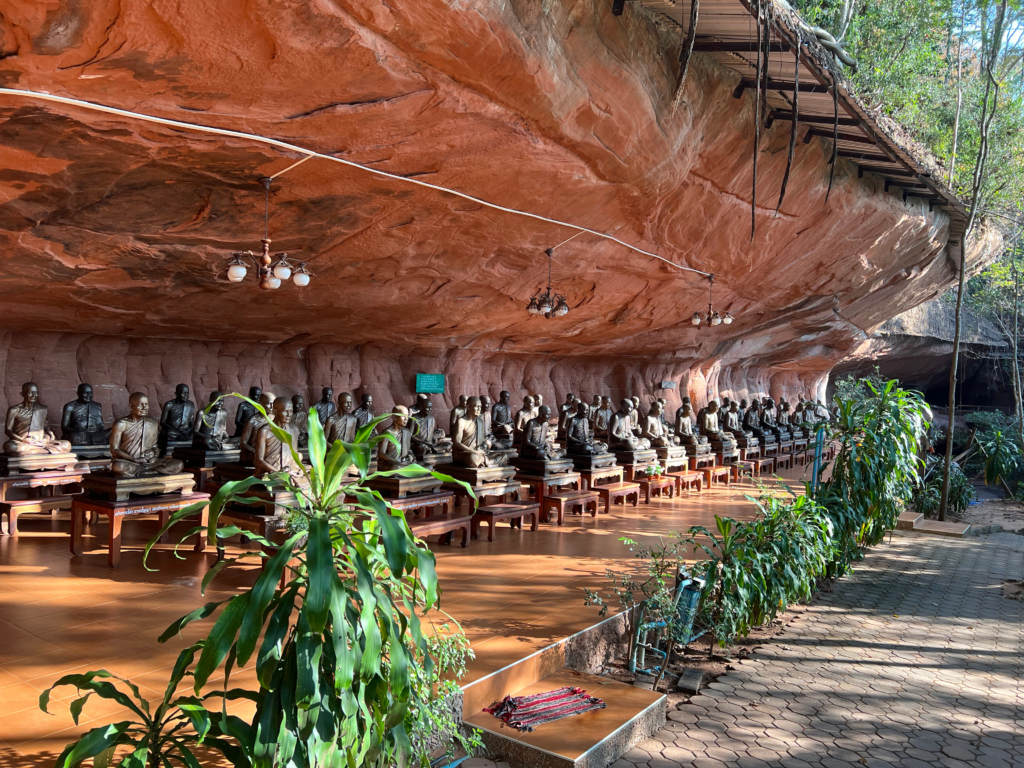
[39,642,254,768]
[45,394,479,768]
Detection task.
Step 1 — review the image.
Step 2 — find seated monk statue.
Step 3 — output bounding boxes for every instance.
[192,391,239,451]
[326,392,358,443]
[588,395,602,422]
[353,394,375,429]
[452,396,508,468]
[449,395,468,437]
[110,393,185,477]
[558,393,577,437]
[593,396,614,440]
[158,384,196,452]
[233,386,262,438]
[411,399,448,458]
[778,401,791,428]
[313,387,336,426]
[378,406,416,471]
[521,405,565,461]
[742,400,767,439]
[490,390,515,450]
[566,401,608,456]
[254,398,304,482]
[4,382,72,456]
[239,392,276,464]
[61,383,110,447]
[640,401,679,448]
[674,401,697,442]
[699,400,727,440]
[513,395,535,446]
[760,398,783,439]
[480,395,493,437]
[608,399,651,452]
[291,394,309,449]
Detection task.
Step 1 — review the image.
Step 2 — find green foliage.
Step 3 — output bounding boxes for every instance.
[684,492,836,647]
[46,395,479,768]
[981,429,1022,485]
[913,457,976,516]
[39,643,253,768]
[815,379,930,575]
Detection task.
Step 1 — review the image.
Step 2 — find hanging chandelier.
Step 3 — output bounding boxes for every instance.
[691,275,734,328]
[224,177,312,290]
[526,248,569,317]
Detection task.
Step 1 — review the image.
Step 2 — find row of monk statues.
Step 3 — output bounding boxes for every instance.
[3,381,833,479]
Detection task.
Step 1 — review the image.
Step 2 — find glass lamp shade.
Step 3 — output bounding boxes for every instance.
[538,296,553,314]
[227,263,247,282]
[527,297,540,314]
[723,312,734,325]
[293,271,310,287]
[267,275,282,290]
[691,313,702,326]
[711,312,722,326]
[273,262,292,281]
[554,298,569,316]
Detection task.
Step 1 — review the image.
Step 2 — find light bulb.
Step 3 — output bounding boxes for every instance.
[723,313,734,325]
[227,263,247,282]
[267,275,282,290]
[691,313,702,326]
[273,263,292,281]
[293,271,310,287]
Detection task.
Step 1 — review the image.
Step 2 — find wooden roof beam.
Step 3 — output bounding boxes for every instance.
[767,111,860,128]
[733,78,831,98]
[694,41,790,53]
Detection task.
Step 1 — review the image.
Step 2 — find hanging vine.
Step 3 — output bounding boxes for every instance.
[826,74,839,202]
[672,0,700,110]
[752,0,764,241]
[776,39,800,213]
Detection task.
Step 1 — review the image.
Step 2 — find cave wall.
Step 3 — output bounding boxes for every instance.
[0,331,828,428]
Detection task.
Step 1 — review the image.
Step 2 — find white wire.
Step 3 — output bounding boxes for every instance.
[0,87,712,279]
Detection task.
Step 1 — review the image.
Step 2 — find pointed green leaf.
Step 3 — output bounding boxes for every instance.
[194,593,251,692]
[305,515,333,633]
[236,532,303,666]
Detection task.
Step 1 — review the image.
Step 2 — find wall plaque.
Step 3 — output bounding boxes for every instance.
[415,373,445,394]
[660,381,678,390]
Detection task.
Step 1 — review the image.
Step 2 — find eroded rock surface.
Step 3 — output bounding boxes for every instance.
[0,0,968,402]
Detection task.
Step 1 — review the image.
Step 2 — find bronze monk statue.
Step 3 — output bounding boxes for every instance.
[4,382,72,456]
[313,387,336,426]
[513,395,535,445]
[609,399,651,451]
[291,394,309,449]
[674,397,693,431]
[452,396,507,468]
[110,393,185,477]
[192,391,239,451]
[640,401,679,448]
[521,405,565,460]
[558,393,576,436]
[239,391,275,464]
[158,384,196,453]
[743,399,771,444]
[480,395,493,437]
[353,394,375,429]
[593,396,614,439]
[449,395,468,437]
[490,390,515,450]
[326,392,358,444]
[61,383,109,448]
[254,398,303,481]
[234,386,262,437]
[566,401,608,456]
[378,405,416,471]
[588,395,602,421]
[411,399,448,458]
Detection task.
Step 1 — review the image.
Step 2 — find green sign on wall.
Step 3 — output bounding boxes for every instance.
[415,373,445,394]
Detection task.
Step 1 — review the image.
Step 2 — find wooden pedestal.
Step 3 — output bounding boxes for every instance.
[0,453,79,476]
[173,447,242,468]
[82,471,196,501]
[365,473,444,498]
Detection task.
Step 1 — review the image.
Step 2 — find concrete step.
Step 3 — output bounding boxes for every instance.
[464,668,665,768]
[897,511,923,530]
[912,519,971,538]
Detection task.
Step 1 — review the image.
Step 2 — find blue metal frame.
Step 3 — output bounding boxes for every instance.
[630,569,707,677]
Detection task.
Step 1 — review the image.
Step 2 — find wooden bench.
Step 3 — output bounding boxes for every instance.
[666,471,703,495]
[518,472,580,508]
[541,490,599,525]
[579,465,624,490]
[472,501,540,541]
[730,461,756,484]
[637,476,675,503]
[774,453,793,471]
[753,457,776,476]
[593,482,640,513]
[741,446,760,460]
[698,465,732,488]
[387,491,455,520]
[71,493,210,567]
[408,513,471,548]
[688,454,715,471]
[0,495,76,535]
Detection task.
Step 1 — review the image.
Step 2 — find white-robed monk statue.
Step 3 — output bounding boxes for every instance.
[109,393,185,477]
[3,382,72,456]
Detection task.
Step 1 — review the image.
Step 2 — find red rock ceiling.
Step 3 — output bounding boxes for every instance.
[0,0,956,371]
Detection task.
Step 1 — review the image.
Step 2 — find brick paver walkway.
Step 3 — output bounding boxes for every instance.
[617,531,1024,768]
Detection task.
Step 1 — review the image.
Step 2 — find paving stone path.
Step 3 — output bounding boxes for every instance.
[616,531,1024,768]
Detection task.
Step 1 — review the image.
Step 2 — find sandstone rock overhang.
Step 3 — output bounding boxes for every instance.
[0,0,967,379]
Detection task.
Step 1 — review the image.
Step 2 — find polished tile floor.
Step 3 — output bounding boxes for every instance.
[0,467,811,764]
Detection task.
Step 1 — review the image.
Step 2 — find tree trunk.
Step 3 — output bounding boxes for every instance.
[948,9,965,184]
[1012,242,1023,445]
[939,234,968,522]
